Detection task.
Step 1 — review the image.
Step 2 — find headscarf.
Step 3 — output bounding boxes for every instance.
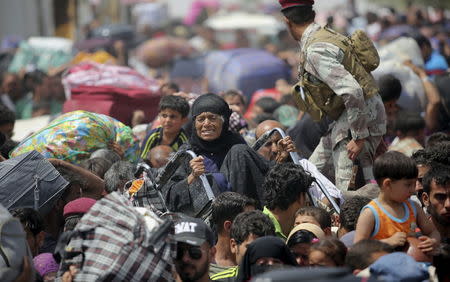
[237,236,298,282]
[190,94,245,155]
[33,253,59,278]
[287,223,325,244]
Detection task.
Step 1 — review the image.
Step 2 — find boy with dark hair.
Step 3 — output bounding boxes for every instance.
[345,239,394,274]
[378,74,402,105]
[0,104,15,138]
[389,111,426,156]
[377,74,402,123]
[294,206,332,236]
[10,208,45,257]
[160,82,180,96]
[140,95,189,158]
[337,196,371,247]
[211,210,275,281]
[210,192,256,274]
[263,162,314,240]
[355,152,440,253]
[421,164,450,240]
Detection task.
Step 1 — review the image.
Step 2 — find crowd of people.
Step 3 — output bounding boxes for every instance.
[1,0,450,281]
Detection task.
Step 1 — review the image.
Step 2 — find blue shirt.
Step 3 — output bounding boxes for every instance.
[425,51,448,74]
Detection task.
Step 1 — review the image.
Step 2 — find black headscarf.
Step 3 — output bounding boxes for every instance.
[190,93,245,155]
[237,236,298,282]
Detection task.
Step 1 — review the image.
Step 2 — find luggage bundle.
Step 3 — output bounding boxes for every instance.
[62,62,161,125]
[205,48,290,99]
[136,37,195,68]
[57,192,175,282]
[10,111,140,164]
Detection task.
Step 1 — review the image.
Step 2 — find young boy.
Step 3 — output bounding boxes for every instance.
[388,111,426,157]
[140,95,189,159]
[355,151,440,255]
[377,74,401,124]
[294,206,332,236]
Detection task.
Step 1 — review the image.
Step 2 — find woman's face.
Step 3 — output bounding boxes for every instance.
[290,243,311,266]
[195,112,224,141]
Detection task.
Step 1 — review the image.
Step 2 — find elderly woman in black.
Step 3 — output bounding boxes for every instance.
[162,94,272,215]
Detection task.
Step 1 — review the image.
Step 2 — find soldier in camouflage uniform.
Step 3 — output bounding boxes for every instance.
[279,0,386,192]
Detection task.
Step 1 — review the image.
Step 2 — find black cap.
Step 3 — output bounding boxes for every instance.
[174,216,214,246]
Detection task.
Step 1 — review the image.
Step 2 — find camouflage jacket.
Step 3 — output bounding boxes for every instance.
[299,23,386,148]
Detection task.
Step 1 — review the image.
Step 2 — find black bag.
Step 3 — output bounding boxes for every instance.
[131,164,168,213]
[0,151,68,215]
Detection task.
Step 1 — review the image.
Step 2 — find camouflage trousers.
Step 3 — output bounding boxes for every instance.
[309,134,381,192]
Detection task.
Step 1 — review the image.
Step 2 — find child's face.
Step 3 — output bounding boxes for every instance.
[159,109,187,135]
[309,250,336,267]
[388,178,416,202]
[294,215,320,228]
[224,95,245,116]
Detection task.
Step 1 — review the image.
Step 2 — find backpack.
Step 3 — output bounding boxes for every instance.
[349,29,380,73]
[293,28,379,121]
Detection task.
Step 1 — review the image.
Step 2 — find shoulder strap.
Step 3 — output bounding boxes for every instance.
[301,27,350,78]
[363,202,380,238]
[305,27,350,52]
[407,199,418,219]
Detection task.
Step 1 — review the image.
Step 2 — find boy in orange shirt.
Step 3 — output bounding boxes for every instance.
[354,151,440,255]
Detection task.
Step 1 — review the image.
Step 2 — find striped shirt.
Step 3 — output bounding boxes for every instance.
[140,127,188,159]
[211,266,238,281]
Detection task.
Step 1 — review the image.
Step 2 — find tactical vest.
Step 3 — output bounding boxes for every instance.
[293,28,380,121]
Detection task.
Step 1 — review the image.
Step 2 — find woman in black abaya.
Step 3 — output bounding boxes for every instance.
[161,94,270,215]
